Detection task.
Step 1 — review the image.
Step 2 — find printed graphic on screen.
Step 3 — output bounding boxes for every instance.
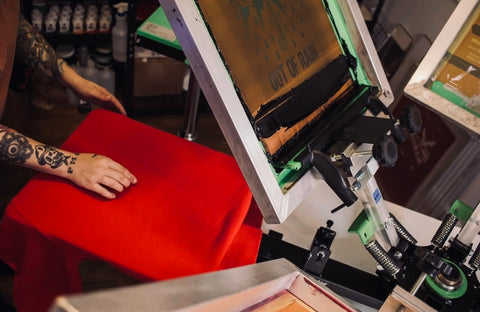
[241,289,350,312]
[428,4,480,117]
[197,0,354,158]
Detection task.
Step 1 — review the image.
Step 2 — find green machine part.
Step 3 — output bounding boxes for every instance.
[449,199,474,222]
[425,259,468,300]
[137,7,181,50]
[430,81,480,118]
[137,6,189,65]
[424,200,472,300]
[348,209,376,245]
[348,199,475,246]
[348,199,472,301]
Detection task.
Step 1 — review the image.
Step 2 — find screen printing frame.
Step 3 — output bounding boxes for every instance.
[50,259,359,312]
[404,0,480,135]
[157,0,393,223]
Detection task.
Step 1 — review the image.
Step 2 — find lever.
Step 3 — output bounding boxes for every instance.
[309,150,358,207]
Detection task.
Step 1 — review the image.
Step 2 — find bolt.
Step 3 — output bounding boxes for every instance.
[355,170,365,180]
[352,181,361,191]
[385,217,394,229]
[316,250,326,260]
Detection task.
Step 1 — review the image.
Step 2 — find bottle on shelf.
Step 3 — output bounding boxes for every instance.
[85,4,98,33]
[94,45,115,96]
[32,0,46,13]
[112,2,128,63]
[55,44,79,107]
[99,4,112,33]
[65,46,99,113]
[31,9,43,32]
[72,3,85,34]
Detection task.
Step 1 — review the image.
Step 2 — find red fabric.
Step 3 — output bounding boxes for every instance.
[0,109,262,312]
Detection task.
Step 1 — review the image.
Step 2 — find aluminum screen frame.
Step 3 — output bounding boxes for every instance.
[157,0,393,223]
[405,0,480,135]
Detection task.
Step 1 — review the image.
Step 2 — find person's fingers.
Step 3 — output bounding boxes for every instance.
[108,161,137,184]
[100,175,125,193]
[104,168,132,189]
[107,94,126,115]
[90,183,116,199]
[92,89,126,115]
[76,79,127,115]
[69,154,137,199]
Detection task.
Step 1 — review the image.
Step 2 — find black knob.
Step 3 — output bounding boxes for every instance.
[373,135,398,167]
[400,105,422,134]
[326,220,334,228]
[391,122,406,143]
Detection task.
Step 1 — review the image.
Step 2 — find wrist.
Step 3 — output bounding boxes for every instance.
[34,147,79,180]
[62,151,80,180]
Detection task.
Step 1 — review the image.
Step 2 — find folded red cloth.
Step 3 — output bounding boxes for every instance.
[0,109,262,312]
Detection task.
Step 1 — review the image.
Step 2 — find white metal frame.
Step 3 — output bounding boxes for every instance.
[337,0,394,105]
[158,0,393,223]
[405,0,480,135]
[50,259,358,312]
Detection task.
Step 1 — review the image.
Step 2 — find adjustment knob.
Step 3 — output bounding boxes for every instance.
[400,105,422,134]
[373,135,398,167]
[391,121,406,143]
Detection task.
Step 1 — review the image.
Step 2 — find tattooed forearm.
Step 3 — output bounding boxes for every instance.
[0,126,77,174]
[16,14,65,80]
[0,125,77,173]
[67,155,77,174]
[34,144,70,169]
[0,128,34,165]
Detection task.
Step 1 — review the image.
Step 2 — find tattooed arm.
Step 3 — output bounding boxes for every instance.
[0,125,137,199]
[15,14,126,115]
[8,15,136,198]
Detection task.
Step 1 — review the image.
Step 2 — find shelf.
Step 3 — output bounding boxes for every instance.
[43,32,112,47]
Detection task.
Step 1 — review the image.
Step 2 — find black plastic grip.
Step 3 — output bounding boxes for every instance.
[309,150,358,207]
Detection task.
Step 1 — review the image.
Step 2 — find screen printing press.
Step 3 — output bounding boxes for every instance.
[50,0,480,311]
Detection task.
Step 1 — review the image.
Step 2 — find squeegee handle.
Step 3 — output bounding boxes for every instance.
[310,150,358,207]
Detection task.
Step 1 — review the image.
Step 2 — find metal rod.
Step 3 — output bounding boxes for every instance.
[179,71,201,141]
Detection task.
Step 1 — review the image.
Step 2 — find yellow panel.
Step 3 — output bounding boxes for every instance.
[197,0,342,117]
[431,5,480,102]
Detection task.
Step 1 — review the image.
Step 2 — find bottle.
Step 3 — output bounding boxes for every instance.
[112,2,128,63]
[58,11,71,34]
[31,9,43,32]
[67,46,99,113]
[78,46,99,113]
[94,45,115,95]
[72,4,85,34]
[99,5,112,33]
[85,4,98,33]
[55,45,78,106]
[32,0,46,14]
[83,59,98,85]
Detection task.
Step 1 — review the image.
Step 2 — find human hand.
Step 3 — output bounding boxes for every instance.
[71,75,126,115]
[67,153,137,199]
[61,64,126,115]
